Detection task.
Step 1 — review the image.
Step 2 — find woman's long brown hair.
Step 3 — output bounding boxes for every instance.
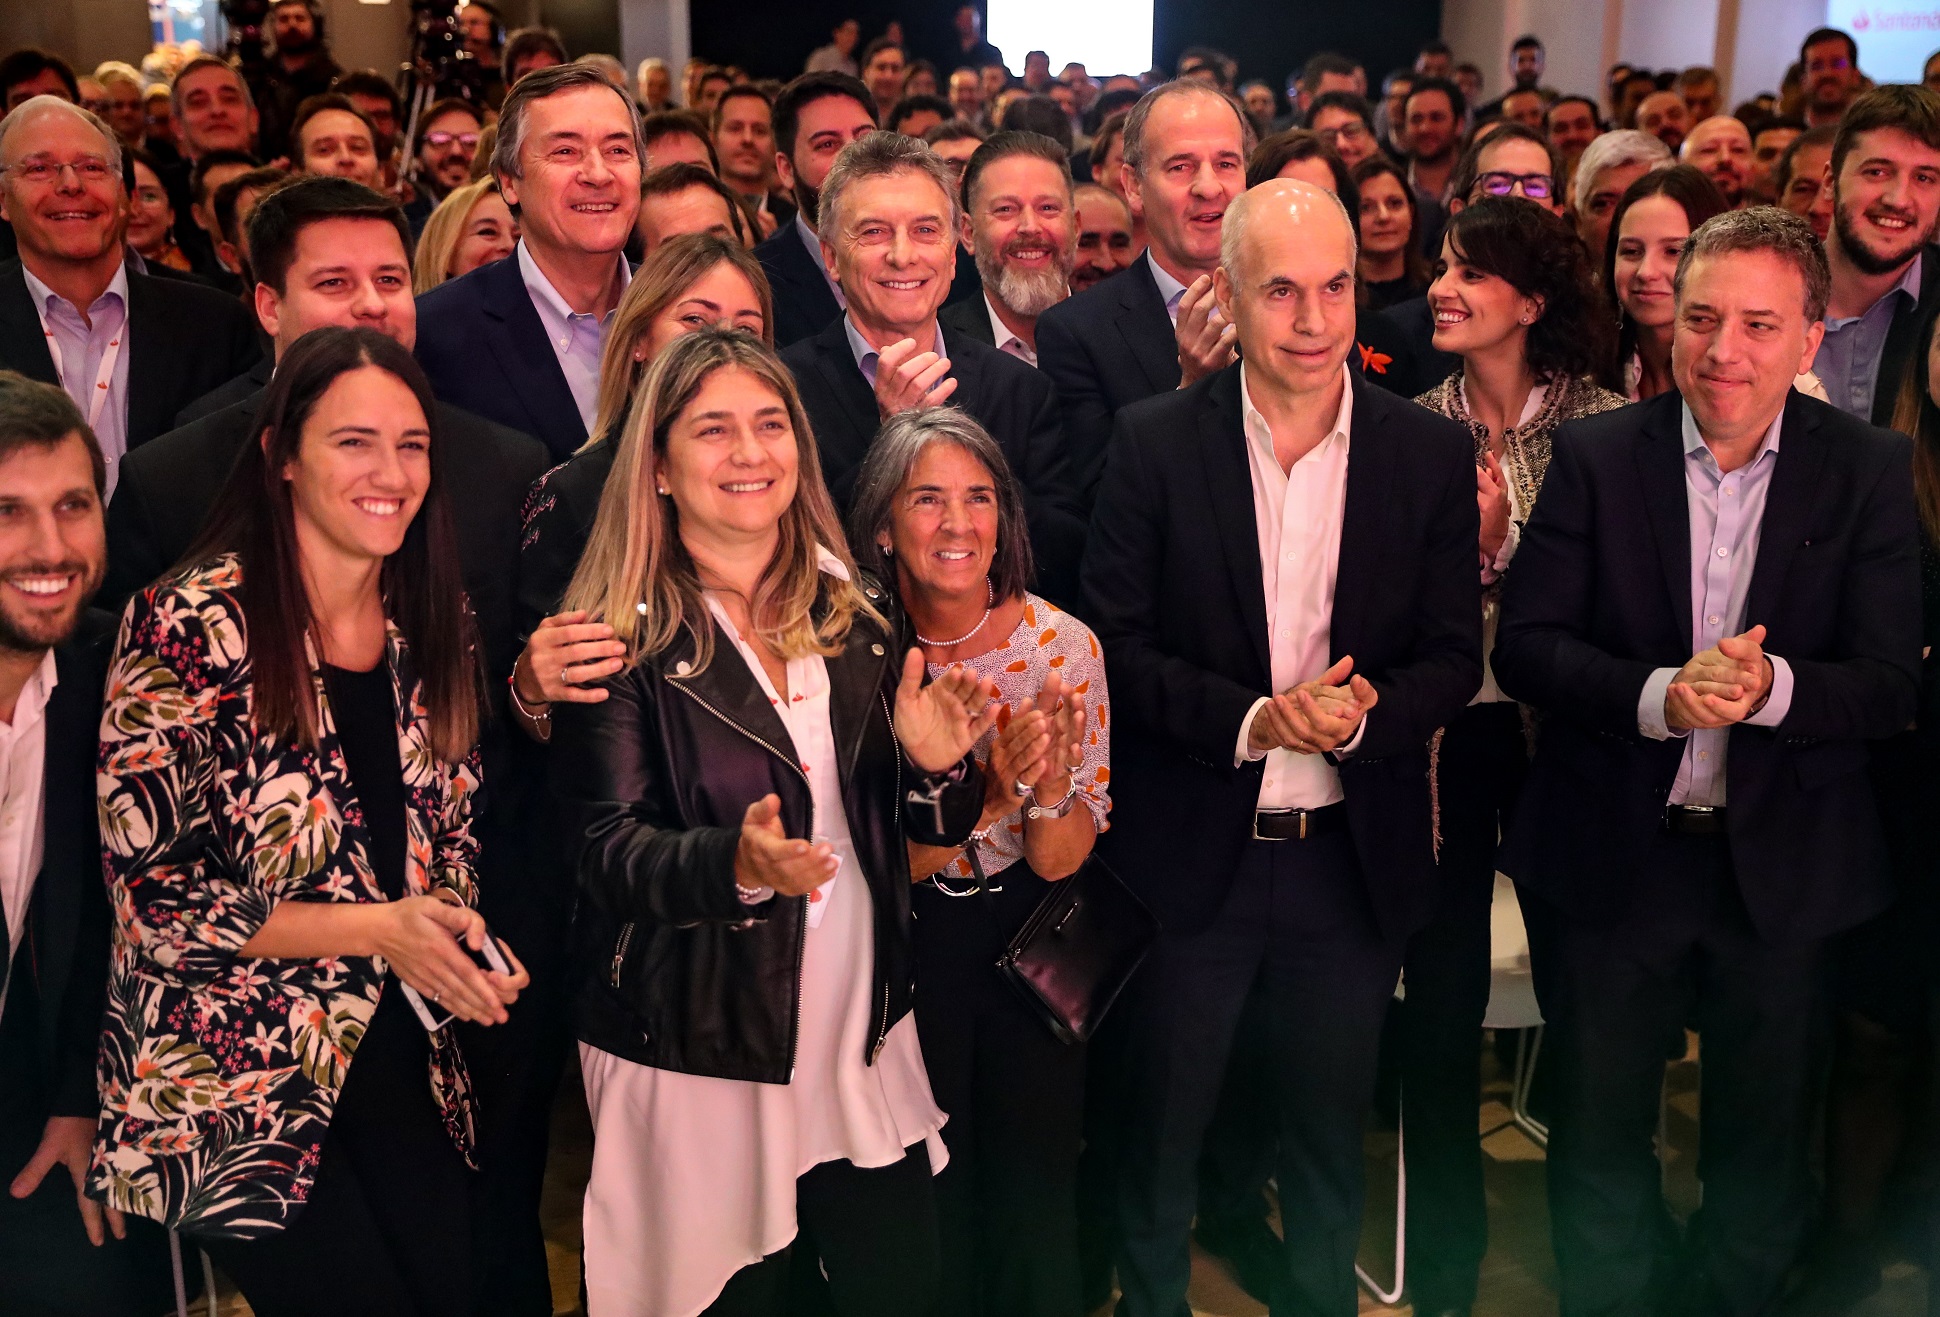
[180,326,482,762]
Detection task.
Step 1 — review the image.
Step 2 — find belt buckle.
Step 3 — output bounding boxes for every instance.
[1252,809,1310,842]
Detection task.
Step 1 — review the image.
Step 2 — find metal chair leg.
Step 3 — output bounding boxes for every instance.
[1510,1025,1549,1148]
[168,1228,189,1317]
[1354,1110,1406,1305]
[201,1247,219,1317]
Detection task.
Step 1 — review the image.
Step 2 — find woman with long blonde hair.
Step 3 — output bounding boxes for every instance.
[552,327,997,1316]
[413,178,520,294]
[509,233,772,738]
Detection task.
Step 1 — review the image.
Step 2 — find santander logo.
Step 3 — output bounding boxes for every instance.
[1852,10,1871,28]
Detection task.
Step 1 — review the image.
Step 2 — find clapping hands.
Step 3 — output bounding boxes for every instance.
[1246,656,1379,757]
[1665,625,1774,730]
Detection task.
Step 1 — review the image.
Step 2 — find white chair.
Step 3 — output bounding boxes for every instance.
[1356,874,1545,1305]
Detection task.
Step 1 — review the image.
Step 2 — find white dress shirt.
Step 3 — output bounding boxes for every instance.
[984,293,1037,366]
[0,650,59,1020]
[1146,249,1188,326]
[1232,365,1363,810]
[516,240,631,434]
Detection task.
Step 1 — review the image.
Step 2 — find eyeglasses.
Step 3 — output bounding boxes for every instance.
[1473,170,1555,201]
[1319,123,1371,147]
[6,158,115,186]
[423,131,481,151]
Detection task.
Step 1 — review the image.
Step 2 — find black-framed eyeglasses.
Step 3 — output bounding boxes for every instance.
[1473,170,1554,201]
[423,131,481,151]
[1319,123,1371,146]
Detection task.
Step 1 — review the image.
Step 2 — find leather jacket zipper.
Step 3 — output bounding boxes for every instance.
[872,690,901,1062]
[670,675,814,1077]
[610,921,635,988]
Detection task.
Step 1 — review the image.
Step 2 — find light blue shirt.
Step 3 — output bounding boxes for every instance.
[842,315,945,389]
[516,240,630,434]
[1635,403,1797,805]
[1146,249,1188,326]
[22,261,129,492]
[1817,252,1922,420]
[798,211,847,311]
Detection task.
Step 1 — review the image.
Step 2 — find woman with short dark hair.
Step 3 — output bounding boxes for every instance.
[92,326,527,1315]
[847,406,1106,1317]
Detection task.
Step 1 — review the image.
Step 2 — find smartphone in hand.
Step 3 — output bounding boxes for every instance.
[400,928,512,1032]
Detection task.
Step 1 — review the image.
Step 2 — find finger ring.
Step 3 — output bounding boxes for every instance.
[430,989,442,1003]
[1014,779,1031,796]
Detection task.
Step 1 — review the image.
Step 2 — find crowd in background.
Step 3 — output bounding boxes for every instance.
[1,5,1940,1317]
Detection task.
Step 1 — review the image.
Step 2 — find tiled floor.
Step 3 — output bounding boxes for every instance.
[189,1032,1932,1317]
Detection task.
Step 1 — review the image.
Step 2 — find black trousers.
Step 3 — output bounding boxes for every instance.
[0,977,174,1317]
[1116,832,1402,1317]
[702,1144,940,1317]
[912,866,1087,1317]
[1546,832,1824,1317]
[197,990,477,1317]
[1394,701,1528,1308]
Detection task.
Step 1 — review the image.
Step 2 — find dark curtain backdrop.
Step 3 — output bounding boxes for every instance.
[690,0,1442,98]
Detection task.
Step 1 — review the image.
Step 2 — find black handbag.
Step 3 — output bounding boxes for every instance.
[964,848,1159,1045]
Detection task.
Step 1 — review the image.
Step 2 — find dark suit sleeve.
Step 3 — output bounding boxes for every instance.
[1082,409,1263,768]
[220,297,262,379]
[102,461,170,612]
[1014,372,1089,605]
[1492,427,1664,735]
[515,462,580,643]
[1774,438,1922,740]
[1352,429,1483,758]
[49,861,112,1117]
[1036,309,1119,509]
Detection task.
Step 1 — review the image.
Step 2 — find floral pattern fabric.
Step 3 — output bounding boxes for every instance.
[91,555,483,1239]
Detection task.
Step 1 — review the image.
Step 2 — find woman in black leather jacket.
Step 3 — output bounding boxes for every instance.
[550,328,995,1317]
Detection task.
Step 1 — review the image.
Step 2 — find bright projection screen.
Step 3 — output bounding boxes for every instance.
[987,0,1154,78]
[1828,0,1940,85]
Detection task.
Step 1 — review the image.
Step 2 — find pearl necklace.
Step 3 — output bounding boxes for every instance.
[916,579,995,648]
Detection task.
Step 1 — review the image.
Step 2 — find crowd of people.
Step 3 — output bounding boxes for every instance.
[1,6,1939,1317]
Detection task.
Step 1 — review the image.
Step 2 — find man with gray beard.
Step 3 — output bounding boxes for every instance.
[940,131,1077,367]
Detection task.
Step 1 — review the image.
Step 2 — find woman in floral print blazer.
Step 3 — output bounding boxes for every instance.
[91,328,526,1314]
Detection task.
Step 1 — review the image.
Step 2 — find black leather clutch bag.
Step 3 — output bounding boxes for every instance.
[981,853,1159,1045]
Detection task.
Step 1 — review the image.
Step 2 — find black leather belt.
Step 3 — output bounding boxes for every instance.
[1664,804,1728,836]
[1253,803,1347,842]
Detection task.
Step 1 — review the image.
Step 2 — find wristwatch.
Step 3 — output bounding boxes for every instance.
[1025,778,1080,820]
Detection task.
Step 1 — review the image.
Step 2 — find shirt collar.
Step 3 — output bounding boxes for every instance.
[1239,362,1355,460]
[843,314,945,385]
[20,258,129,317]
[795,209,824,257]
[1826,250,1924,327]
[813,543,852,580]
[0,649,60,737]
[516,238,630,327]
[1679,398,1784,466]
[1146,248,1190,315]
[984,292,1033,359]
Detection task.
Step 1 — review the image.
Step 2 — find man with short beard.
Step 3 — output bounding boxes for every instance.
[1801,27,1864,129]
[1681,115,1753,208]
[0,371,175,1317]
[250,0,343,159]
[755,71,878,347]
[939,132,1076,366]
[1070,182,1137,293]
[1818,86,1940,425]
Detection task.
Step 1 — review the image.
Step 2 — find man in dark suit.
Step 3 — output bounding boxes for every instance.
[1493,208,1921,1316]
[781,132,1087,604]
[0,97,260,490]
[416,63,643,461]
[1082,179,1481,1317]
[937,129,1078,366]
[103,177,564,1317]
[0,373,174,1315]
[756,71,878,349]
[1816,86,1940,425]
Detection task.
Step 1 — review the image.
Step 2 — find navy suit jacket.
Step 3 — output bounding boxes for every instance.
[0,260,260,453]
[1493,390,1922,942]
[756,221,843,351]
[414,254,588,460]
[1081,366,1482,938]
[781,316,1089,606]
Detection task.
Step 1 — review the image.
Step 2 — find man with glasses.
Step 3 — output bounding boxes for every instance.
[1801,28,1865,129]
[0,98,259,488]
[405,98,484,232]
[1304,91,1379,170]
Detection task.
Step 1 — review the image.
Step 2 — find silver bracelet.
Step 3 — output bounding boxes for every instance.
[507,671,551,730]
[1025,778,1080,820]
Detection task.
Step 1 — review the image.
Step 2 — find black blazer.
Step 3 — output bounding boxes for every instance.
[517,436,615,642]
[103,391,549,699]
[755,221,842,350]
[0,260,260,453]
[780,316,1089,605]
[938,293,997,348]
[9,610,116,1122]
[175,355,271,428]
[1492,390,1922,942]
[414,254,589,460]
[1036,259,1419,506]
[1081,366,1482,939]
[1872,242,1940,427]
